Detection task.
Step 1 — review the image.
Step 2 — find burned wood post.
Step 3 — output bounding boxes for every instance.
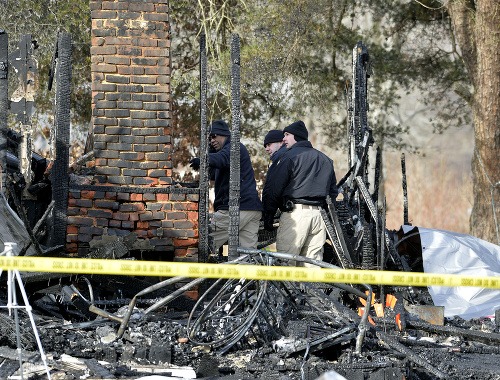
[401,152,409,226]
[228,33,241,258]
[0,30,7,193]
[337,41,378,270]
[198,34,210,263]
[347,41,372,184]
[9,35,37,191]
[0,34,57,257]
[48,33,71,248]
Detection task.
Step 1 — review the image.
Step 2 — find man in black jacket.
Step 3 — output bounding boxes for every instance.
[190,120,263,258]
[263,129,286,164]
[262,120,338,267]
[261,129,286,231]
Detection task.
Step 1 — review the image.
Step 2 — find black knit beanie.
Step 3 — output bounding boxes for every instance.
[210,120,231,136]
[283,120,308,141]
[263,130,284,147]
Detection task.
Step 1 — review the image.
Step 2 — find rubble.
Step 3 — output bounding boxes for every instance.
[1,250,500,379]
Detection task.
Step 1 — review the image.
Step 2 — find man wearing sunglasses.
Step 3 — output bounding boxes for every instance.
[190,120,262,260]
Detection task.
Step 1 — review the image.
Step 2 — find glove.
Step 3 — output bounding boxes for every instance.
[263,212,275,231]
[189,157,200,171]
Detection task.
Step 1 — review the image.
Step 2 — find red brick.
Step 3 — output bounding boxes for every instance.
[81,190,96,199]
[156,194,169,202]
[112,212,130,221]
[66,243,78,253]
[67,225,79,234]
[186,202,198,211]
[130,193,143,201]
[104,192,117,199]
[137,221,149,229]
[82,0,178,255]
[185,247,198,257]
[173,238,197,247]
[187,211,199,221]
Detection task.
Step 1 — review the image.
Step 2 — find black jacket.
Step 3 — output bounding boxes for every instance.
[209,137,263,212]
[262,140,338,216]
[262,144,287,207]
[269,144,287,170]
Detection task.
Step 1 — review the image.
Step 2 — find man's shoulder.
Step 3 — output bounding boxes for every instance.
[316,149,332,161]
[238,142,252,159]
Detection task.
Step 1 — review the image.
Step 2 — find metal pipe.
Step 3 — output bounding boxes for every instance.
[115,275,189,338]
[237,247,369,299]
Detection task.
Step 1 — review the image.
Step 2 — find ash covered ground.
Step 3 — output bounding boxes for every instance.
[1,270,500,380]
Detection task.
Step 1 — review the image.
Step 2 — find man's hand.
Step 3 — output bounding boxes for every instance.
[189,157,200,170]
[263,212,275,231]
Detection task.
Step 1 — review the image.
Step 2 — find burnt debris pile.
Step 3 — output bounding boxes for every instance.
[1,256,500,379]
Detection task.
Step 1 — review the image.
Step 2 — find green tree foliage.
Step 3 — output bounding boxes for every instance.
[169,0,248,182]
[1,0,469,174]
[170,0,469,184]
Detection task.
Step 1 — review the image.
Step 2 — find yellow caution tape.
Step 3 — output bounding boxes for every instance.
[0,256,499,289]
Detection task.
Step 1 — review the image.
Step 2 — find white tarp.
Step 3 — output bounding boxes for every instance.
[402,225,500,320]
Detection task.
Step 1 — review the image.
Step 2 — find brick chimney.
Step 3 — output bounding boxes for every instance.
[67,0,199,260]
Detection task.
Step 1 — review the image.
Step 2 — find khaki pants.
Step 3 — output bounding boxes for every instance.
[210,210,262,253]
[276,206,325,268]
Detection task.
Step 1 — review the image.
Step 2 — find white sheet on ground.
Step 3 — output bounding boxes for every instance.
[402,225,500,320]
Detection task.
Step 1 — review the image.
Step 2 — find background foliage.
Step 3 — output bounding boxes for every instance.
[0,0,91,153]
[1,0,480,235]
[1,0,469,167]
[169,0,470,184]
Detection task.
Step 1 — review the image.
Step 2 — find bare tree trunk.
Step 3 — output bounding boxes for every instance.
[447,0,500,244]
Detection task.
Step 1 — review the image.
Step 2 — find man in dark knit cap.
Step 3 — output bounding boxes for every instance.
[261,129,287,232]
[262,120,338,267]
[263,129,286,161]
[189,120,262,259]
